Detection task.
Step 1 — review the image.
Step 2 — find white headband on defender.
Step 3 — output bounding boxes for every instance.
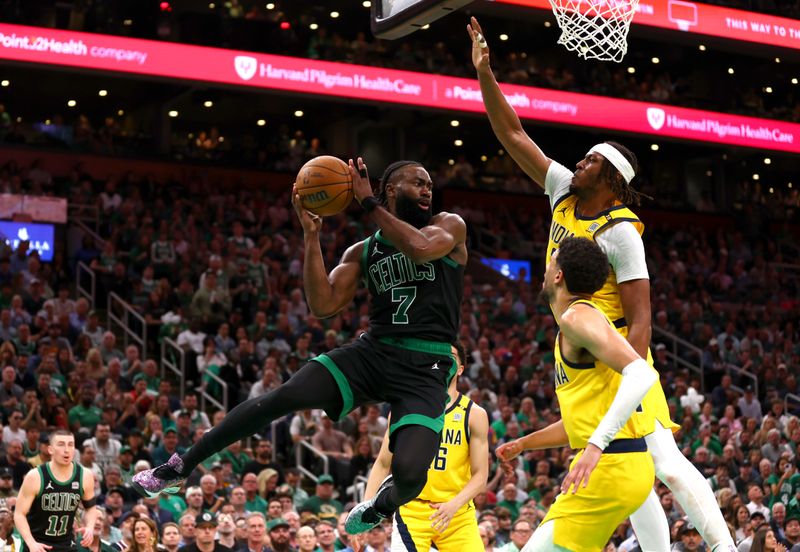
[588,143,635,184]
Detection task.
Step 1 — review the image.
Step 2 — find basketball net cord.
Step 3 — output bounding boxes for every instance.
[548,0,639,62]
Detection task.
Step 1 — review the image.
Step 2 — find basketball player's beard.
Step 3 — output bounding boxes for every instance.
[396,193,432,229]
[538,287,551,306]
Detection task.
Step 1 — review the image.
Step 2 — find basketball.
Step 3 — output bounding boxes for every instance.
[295,156,354,217]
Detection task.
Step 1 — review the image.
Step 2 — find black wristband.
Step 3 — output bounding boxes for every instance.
[82,497,97,508]
[360,196,380,213]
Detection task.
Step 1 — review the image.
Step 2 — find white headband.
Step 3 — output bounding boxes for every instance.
[588,143,635,184]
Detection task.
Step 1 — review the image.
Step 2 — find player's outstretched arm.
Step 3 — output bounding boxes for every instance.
[78,467,98,547]
[293,185,362,318]
[429,405,489,532]
[496,420,569,464]
[349,158,467,265]
[14,468,50,552]
[364,426,392,500]
[467,17,551,187]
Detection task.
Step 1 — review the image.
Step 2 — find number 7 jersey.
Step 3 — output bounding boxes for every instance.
[362,230,464,343]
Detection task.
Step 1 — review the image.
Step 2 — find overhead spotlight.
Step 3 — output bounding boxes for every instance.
[764,158,771,165]
[789,182,793,189]
[421,24,430,29]
[775,57,781,63]
[168,110,179,117]
[204,100,213,107]
[218,136,225,142]
[480,155,488,162]
[454,139,463,146]
[764,87,773,93]
[117,109,124,116]
[123,19,133,26]
[698,44,706,51]
[544,21,551,27]
[362,0,371,6]
[44,119,51,125]
[294,110,304,117]
[448,159,455,165]
[498,149,505,155]
[752,174,760,180]
[330,11,339,18]
[209,3,215,8]
[793,78,799,85]
[309,23,318,30]
[627,67,635,74]
[67,100,77,107]
[257,119,266,126]
[769,187,774,193]
[727,67,734,75]
[650,144,659,151]
[651,57,660,64]
[266,3,275,9]
[705,170,713,177]
[98,89,108,97]
[0,80,9,87]
[450,120,460,127]
[499,33,509,41]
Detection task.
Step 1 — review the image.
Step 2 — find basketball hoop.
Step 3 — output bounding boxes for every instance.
[548,0,639,62]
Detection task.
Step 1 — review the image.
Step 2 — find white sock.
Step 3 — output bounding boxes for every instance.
[646,422,736,550]
[629,488,671,551]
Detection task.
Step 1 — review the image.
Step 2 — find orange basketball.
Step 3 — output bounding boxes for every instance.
[295,156,354,217]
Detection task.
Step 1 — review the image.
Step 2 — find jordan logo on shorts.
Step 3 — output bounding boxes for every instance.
[431,361,439,370]
[372,242,382,256]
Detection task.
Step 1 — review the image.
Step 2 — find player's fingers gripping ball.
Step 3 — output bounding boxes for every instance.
[295,155,354,216]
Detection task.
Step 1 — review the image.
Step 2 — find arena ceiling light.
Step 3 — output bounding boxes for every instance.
[775,57,781,63]
[698,44,706,51]
[480,155,487,161]
[650,144,659,151]
[266,3,275,9]
[627,67,635,74]
[309,23,318,30]
[98,89,108,97]
[792,78,798,85]
[651,57,659,64]
[67,100,77,107]
[117,109,124,116]
[363,1,372,6]
[0,80,9,87]
[257,119,266,126]
[752,174,760,180]
[544,21,551,27]
[727,67,734,75]
[204,100,213,107]
[764,158,771,165]
[454,139,463,146]
[294,110,304,117]
[764,87,773,94]
[450,120,459,127]
[330,11,340,18]
[499,34,509,41]
[168,110,179,117]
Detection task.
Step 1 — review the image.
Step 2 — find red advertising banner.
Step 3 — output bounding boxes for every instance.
[0,23,797,153]
[500,0,800,51]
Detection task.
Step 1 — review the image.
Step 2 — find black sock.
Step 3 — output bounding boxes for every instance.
[179,361,342,473]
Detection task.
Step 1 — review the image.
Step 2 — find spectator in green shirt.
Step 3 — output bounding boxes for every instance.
[767,458,800,507]
[243,472,267,514]
[491,406,514,441]
[298,475,343,523]
[68,384,103,433]
[496,483,522,521]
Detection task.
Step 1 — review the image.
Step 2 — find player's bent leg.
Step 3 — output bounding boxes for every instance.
[133,361,342,497]
[629,489,670,552]
[347,426,439,534]
[646,422,736,552]
[520,520,572,552]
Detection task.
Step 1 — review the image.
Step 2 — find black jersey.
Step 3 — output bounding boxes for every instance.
[26,463,84,552]
[362,230,464,343]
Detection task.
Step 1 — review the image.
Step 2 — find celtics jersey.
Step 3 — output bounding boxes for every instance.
[546,193,643,325]
[417,394,474,510]
[26,463,84,552]
[362,230,463,343]
[553,300,647,450]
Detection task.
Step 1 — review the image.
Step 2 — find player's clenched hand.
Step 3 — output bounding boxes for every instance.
[348,158,374,205]
[429,500,459,533]
[78,525,95,547]
[467,17,490,73]
[496,439,523,463]
[561,444,602,494]
[292,184,322,234]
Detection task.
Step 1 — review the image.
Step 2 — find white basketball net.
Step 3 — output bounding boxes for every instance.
[548,0,639,62]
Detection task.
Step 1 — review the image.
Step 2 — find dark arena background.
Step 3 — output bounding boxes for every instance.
[0,0,799,550]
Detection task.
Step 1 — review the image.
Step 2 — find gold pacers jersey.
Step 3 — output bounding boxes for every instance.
[547,196,643,325]
[547,192,679,433]
[416,393,473,510]
[553,300,647,449]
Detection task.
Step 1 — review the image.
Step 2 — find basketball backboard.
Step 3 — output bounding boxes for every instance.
[371,0,474,39]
